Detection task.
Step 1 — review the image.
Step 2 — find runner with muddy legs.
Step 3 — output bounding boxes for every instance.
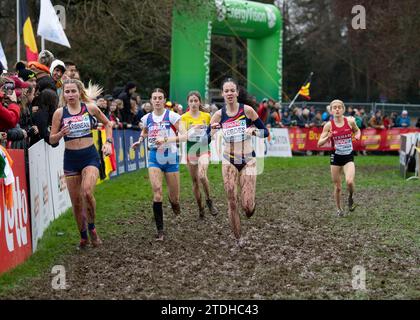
[50,79,113,249]
[179,91,217,219]
[131,88,181,241]
[318,99,361,216]
[209,78,269,246]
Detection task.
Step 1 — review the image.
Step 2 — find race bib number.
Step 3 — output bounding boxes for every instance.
[222,120,247,142]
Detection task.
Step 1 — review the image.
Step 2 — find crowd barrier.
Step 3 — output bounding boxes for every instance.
[1,127,419,274]
[288,127,420,152]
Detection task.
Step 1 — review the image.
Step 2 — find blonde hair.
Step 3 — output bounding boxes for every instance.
[59,79,103,108]
[329,99,345,110]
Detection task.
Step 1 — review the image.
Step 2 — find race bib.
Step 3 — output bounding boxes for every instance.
[222,119,247,142]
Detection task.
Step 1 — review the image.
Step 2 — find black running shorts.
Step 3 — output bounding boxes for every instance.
[330,153,354,166]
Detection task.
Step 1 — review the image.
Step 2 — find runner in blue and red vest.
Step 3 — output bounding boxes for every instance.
[131,88,181,241]
[318,99,361,216]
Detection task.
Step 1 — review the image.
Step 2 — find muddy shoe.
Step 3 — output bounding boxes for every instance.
[78,238,89,250]
[336,209,344,217]
[155,230,165,241]
[206,199,218,216]
[348,196,357,212]
[199,207,205,219]
[170,201,181,216]
[245,205,256,219]
[89,229,103,247]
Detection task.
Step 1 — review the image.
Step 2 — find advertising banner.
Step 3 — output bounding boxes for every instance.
[265,128,292,157]
[0,150,32,274]
[47,140,71,219]
[28,141,54,253]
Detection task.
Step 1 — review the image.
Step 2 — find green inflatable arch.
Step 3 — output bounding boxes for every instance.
[170,0,283,107]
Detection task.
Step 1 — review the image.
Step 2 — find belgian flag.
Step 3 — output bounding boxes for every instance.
[20,0,38,62]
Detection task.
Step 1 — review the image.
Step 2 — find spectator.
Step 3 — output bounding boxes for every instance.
[30,89,59,147]
[311,110,324,127]
[389,112,398,128]
[38,50,55,68]
[19,69,37,88]
[96,96,109,119]
[359,108,369,129]
[142,101,153,115]
[267,102,281,128]
[395,110,411,128]
[302,107,312,126]
[124,96,141,128]
[257,98,269,124]
[0,77,21,131]
[291,107,309,128]
[368,110,385,129]
[353,108,363,129]
[281,110,292,127]
[118,81,137,122]
[322,105,331,122]
[383,114,393,129]
[64,61,79,80]
[109,100,121,128]
[49,59,66,92]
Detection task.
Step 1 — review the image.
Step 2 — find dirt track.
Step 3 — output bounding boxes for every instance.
[4,171,419,300]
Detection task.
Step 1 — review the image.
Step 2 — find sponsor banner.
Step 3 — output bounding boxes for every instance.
[287,127,420,152]
[0,150,32,274]
[288,127,307,151]
[114,130,127,176]
[265,128,292,157]
[47,140,71,219]
[29,141,55,253]
[124,130,140,173]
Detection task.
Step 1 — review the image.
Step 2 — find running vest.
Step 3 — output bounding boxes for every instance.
[331,117,353,155]
[220,104,253,143]
[146,109,177,150]
[61,103,96,142]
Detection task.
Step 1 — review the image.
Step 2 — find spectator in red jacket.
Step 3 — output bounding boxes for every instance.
[257,98,269,124]
[0,78,20,131]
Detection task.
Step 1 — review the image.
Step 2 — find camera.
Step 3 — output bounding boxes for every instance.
[3,81,15,94]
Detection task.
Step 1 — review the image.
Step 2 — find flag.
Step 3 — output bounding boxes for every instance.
[0,41,7,71]
[298,82,311,100]
[37,0,71,48]
[20,0,38,62]
[0,146,14,209]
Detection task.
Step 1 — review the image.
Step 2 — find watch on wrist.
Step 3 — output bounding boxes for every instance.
[164,136,168,143]
[106,138,113,144]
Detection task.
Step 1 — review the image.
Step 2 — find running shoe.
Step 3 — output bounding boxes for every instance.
[89,228,103,247]
[78,238,89,250]
[336,209,344,217]
[199,207,205,219]
[348,196,357,212]
[155,230,165,241]
[206,199,218,216]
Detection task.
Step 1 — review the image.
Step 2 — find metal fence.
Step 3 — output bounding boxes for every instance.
[280,101,420,124]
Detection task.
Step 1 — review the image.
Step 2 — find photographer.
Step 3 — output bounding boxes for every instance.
[0,78,21,131]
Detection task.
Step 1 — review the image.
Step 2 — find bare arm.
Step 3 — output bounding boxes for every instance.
[88,103,113,155]
[318,121,332,147]
[348,117,361,140]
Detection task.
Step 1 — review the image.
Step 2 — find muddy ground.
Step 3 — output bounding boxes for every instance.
[2,163,419,300]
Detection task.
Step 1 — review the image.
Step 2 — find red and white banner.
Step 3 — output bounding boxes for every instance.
[287,127,420,152]
[0,150,32,274]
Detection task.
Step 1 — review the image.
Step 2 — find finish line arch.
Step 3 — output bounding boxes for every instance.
[170,0,283,106]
